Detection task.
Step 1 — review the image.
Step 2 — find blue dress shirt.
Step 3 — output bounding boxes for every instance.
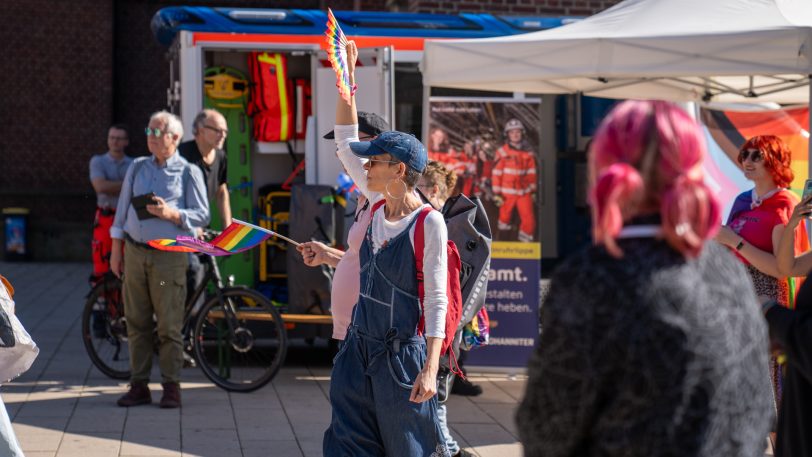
[110,152,209,243]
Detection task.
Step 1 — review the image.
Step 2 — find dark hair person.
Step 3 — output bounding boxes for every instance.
[761,158,812,457]
[516,100,772,457]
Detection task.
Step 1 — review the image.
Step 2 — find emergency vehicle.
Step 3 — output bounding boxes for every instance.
[151,7,578,285]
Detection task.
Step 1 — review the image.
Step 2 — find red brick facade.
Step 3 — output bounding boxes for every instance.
[1,0,615,260]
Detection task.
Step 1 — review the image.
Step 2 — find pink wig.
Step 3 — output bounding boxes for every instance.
[589,100,720,258]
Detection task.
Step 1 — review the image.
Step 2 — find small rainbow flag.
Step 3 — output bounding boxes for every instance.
[325,8,357,105]
[147,238,197,253]
[149,219,299,256]
[215,219,275,252]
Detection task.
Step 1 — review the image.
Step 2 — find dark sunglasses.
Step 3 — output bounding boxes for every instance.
[739,149,763,163]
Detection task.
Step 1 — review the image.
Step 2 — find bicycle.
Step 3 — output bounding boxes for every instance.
[82,248,288,392]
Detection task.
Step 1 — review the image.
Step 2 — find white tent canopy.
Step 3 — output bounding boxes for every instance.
[422,0,812,103]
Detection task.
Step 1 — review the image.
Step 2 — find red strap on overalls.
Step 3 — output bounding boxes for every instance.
[413,207,433,336]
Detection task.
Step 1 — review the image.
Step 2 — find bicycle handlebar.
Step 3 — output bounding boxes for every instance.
[201,229,222,242]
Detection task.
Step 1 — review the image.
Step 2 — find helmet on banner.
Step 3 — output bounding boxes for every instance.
[503,118,525,134]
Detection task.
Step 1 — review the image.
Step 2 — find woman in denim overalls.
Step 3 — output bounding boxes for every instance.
[324,40,450,457]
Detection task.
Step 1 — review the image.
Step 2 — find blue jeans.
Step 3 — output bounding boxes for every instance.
[438,403,460,455]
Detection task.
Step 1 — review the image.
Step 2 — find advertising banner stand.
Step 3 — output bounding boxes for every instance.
[466,242,541,371]
[426,97,543,370]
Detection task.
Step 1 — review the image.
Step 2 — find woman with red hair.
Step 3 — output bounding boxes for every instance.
[717,135,804,307]
[716,135,807,432]
[516,100,772,457]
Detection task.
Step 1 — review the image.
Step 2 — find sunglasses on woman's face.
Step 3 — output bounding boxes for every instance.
[739,149,763,163]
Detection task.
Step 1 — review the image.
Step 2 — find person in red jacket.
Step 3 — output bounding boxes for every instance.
[427,125,457,169]
[492,118,537,242]
[455,141,478,196]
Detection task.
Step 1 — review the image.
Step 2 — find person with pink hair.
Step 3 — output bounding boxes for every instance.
[516,100,772,457]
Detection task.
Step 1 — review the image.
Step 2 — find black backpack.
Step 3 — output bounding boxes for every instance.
[431,193,493,403]
[441,194,492,330]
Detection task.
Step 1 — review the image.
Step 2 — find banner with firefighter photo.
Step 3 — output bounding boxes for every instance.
[427,97,542,368]
[427,97,541,243]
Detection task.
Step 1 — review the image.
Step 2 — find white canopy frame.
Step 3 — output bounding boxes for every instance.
[422,0,812,169]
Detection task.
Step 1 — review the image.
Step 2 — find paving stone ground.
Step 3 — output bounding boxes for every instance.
[0,262,525,457]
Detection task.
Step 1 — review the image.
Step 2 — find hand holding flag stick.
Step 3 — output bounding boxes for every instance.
[325,8,357,105]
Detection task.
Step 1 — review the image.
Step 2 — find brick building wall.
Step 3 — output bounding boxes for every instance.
[0,0,114,261]
[0,0,332,261]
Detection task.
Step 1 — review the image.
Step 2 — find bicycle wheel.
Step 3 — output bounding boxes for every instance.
[193,287,287,392]
[81,277,131,379]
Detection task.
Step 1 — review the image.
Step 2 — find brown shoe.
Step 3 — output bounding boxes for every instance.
[117,382,151,407]
[159,382,181,409]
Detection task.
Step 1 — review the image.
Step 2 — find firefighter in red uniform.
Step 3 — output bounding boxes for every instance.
[427,125,457,169]
[456,141,478,196]
[474,135,497,200]
[492,119,537,242]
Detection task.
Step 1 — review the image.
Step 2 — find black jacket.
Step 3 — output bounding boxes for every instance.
[517,238,773,457]
[766,275,812,457]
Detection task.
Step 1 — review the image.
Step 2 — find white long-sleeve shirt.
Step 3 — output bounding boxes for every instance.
[335,124,448,339]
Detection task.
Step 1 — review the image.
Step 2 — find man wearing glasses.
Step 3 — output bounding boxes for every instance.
[178,109,231,318]
[179,109,232,228]
[110,111,209,409]
[89,124,133,285]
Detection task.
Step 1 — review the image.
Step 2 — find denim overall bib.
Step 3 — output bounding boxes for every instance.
[324,205,449,457]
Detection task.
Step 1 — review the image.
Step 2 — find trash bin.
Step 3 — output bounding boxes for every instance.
[3,208,30,261]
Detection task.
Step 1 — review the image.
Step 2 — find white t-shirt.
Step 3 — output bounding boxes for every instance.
[335,124,448,339]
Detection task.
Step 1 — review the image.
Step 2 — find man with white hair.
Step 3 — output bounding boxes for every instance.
[109,110,209,409]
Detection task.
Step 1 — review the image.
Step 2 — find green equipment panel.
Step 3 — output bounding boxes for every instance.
[203,66,254,287]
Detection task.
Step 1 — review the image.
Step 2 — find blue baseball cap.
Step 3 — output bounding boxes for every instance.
[349,131,427,173]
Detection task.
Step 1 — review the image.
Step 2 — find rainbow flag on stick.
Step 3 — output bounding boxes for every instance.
[148,219,299,256]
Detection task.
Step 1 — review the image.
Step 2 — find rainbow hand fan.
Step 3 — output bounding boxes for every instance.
[149,219,300,256]
[325,8,357,105]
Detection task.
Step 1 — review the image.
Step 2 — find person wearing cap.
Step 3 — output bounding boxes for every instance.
[297,111,390,344]
[492,118,537,242]
[321,40,452,457]
[304,120,474,456]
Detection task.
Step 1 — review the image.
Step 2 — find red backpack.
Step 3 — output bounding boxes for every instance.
[371,202,464,374]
